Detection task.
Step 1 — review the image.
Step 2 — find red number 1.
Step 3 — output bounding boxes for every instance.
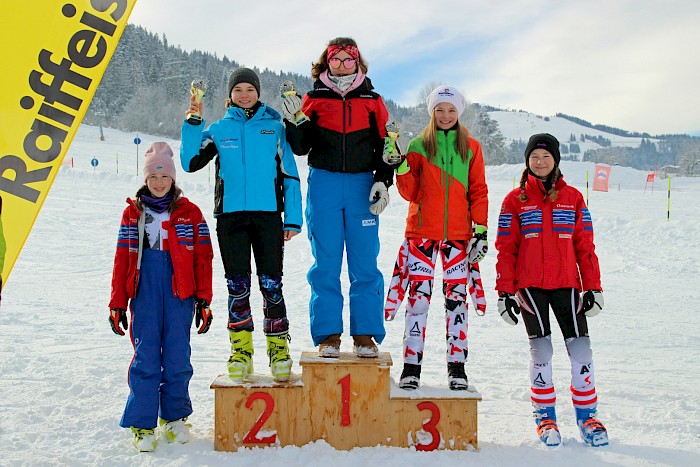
[338,374,351,426]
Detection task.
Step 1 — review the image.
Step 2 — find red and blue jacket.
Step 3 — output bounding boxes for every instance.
[109,196,214,310]
[495,174,601,295]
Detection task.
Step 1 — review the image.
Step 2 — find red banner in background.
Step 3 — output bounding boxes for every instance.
[593,164,611,192]
[646,173,655,182]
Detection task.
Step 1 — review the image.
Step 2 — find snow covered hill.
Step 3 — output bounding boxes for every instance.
[1,124,698,466]
[489,110,652,159]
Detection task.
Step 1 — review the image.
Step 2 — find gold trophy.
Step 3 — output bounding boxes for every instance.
[186,78,207,125]
[279,80,309,125]
[384,120,403,164]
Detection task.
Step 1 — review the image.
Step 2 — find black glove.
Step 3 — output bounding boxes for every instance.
[195,297,213,334]
[581,290,604,317]
[109,308,128,336]
[497,292,521,325]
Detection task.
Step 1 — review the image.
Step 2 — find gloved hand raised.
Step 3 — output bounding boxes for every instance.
[383,121,404,165]
[468,225,488,264]
[381,137,403,165]
[497,292,521,325]
[281,94,304,124]
[279,80,309,126]
[369,182,389,215]
[581,290,604,317]
[194,297,213,334]
[109,308,128,336]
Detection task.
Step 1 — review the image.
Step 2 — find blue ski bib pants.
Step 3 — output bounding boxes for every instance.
[120,249,194,429]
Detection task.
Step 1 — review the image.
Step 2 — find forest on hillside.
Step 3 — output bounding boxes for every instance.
[84,25,699,172]
[83,25,510,164]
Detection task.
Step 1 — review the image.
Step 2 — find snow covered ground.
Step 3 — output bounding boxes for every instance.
[1,125,699,466]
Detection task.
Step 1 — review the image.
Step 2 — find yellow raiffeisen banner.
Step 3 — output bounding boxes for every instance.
[0,0,138,286]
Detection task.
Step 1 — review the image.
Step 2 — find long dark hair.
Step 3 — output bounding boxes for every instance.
[135,184,182,214]
[311,37,369,80]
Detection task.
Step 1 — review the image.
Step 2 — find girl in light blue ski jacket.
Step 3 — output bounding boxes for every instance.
[180,102,302,230]
[180,67,302,385]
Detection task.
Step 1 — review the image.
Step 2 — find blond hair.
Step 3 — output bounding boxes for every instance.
[419,115,471,164]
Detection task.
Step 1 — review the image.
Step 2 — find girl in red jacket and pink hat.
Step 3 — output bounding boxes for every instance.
[108,141,213,452]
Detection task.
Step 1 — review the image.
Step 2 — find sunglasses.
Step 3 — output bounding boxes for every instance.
[328,57,357,69]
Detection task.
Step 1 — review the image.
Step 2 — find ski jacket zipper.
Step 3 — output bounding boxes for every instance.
[242,120,247,206]
[342,97,347,171]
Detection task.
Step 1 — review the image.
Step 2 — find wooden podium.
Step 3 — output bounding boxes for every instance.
[210,351,481,451]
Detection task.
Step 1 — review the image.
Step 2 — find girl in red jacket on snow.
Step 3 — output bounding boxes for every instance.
[495,133,608,448]
[388,85,488,391]
[108,142,214,452]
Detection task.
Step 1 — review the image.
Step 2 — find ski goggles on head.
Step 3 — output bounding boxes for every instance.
[328,57,357,69]
[327,45,359,60]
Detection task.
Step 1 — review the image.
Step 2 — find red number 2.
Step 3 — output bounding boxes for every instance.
[338,374,351,426]
[242,391,277,444]
[415,401,441,451]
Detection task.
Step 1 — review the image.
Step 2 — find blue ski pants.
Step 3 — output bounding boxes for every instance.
[120,249,194,429]
[305,168,385,346]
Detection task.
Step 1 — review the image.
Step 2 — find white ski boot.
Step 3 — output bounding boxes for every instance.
[131,427,156,452]
[160,417,191,444]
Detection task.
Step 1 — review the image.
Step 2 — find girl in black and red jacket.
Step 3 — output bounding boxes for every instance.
[282,37,393,358]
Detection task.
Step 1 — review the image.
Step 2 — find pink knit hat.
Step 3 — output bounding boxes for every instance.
[143,142,176,183]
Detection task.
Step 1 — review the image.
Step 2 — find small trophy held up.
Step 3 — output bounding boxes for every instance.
[279,80,309,125]
[384,120,403,164]
[187,78,207,125]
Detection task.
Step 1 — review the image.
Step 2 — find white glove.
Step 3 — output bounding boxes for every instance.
[497,292,521,325]
[369,182,389,215]
[381,137,403,165]
[581,290,604,317]
[467,226,488,264]
[281,94,305,124]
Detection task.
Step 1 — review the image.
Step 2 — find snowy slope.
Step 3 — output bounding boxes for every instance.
[489,110,654,159]
[1,124,699,466]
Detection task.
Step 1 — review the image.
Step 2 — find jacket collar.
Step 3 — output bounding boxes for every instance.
[314,73,373,97]
[224,102,281,122]
[526,172,567,196]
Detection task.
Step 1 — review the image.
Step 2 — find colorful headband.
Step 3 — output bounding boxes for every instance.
[327,45,359,61]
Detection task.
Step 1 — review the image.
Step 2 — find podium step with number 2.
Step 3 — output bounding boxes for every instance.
[210,351,481,451]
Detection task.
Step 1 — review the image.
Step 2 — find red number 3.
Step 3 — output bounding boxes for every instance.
[242,391,277,444]
[415,401,441,451]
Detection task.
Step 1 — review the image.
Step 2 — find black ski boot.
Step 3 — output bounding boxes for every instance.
[448,362,469,390]
[399,363,422,390]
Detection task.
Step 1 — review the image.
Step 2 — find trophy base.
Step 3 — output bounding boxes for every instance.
[186,114,203,125]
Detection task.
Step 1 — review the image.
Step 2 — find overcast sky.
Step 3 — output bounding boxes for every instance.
[128,0,699,136]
